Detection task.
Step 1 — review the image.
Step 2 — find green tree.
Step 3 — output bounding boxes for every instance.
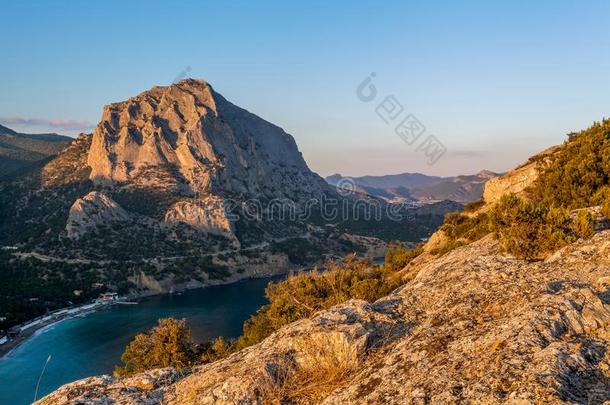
[114,318,196,377]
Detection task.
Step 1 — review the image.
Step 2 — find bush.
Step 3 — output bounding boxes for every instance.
[488,194,594,260]
[235,252,418,350]
[433,193,596,260]
[530,119,610,209]
[256,335,359,404]
[199,336,234,363]
[463,199,485,213]
[114,318,196,377]
[383,243,423,272]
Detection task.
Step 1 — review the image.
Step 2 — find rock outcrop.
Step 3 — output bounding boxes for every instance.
[483,146,559,204]
[39,230,610,404]
[66,191,130,238]
[164,198,234,238]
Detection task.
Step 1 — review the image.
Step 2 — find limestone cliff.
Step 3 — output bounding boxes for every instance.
[88,79,327,200]
[66,191,130,239]
[163,198,234,238]
[483,145,559,204]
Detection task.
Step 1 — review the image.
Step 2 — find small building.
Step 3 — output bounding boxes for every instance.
[73,290,83,297]
[99,292,119,302]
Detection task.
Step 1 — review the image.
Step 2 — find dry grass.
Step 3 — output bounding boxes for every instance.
[256,334,359,404]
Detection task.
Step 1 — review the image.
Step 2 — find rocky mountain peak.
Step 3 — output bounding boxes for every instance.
[476,169,497,179]
[88,78,325,199]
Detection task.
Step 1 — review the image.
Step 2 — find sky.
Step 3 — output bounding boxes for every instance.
[1,0,609,177]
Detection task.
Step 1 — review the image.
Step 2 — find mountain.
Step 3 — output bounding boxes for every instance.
[88,79,325,200]
[39,120,610,404]
[326,170,499,203]
[0,79,457,329]
[0,124,71,178]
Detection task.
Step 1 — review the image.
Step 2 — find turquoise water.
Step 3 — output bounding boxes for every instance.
[0,278,272,405]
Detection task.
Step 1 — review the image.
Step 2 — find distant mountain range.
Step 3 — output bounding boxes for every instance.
[326,170,500,203]
[0,124,72,178]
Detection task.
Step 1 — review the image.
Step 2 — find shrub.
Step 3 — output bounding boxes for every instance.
[256,335,359,404]
[530,119,610,209]
[433,193,596,260]
[114,318,196,377]
[488,194,594,260]
[199,336,234,363]
[235,252,418,350]
[432,210,491,255]
[383,243,423,272]
[463,199,485,213]
[572,210,595,239]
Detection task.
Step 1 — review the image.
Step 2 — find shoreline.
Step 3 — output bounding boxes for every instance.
[0,269,289,361]
[0,304,108,359]
[0,249,381,361]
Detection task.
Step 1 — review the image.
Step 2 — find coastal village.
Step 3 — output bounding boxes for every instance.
[0,291,129,357]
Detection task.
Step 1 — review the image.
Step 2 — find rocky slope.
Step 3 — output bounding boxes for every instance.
[38,230,610,404]
[66,191,130,239]
[37,132,610,403]
[482,146,559,204]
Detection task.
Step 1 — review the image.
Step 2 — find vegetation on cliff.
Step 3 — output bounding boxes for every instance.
[114,318,196,377]
[435,194,595,259]
[233,247,417,351]
[432,120,610,259]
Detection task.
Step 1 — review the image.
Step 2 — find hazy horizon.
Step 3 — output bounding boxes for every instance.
[2,0,609,177]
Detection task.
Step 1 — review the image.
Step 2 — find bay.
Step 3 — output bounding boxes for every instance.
[0,277,272,405]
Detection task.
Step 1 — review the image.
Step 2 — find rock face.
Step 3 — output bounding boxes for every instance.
[88,79,327,200]
[483,146,559,204]
[66,191,130,238]
[39,230,610,404]
[164,198,234,238]
[482,162,538,203]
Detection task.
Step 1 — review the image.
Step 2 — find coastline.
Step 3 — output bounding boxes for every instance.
[0,247,380,361]
[0,304,110,359]
[0,266,292,361]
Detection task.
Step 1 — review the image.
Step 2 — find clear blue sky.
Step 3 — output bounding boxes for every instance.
[1,0,609,176]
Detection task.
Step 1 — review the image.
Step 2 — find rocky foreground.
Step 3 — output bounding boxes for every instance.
[38,228,610,404]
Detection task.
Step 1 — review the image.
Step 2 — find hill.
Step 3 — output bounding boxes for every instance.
[326,170,499,203]
[0,124,71,178]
